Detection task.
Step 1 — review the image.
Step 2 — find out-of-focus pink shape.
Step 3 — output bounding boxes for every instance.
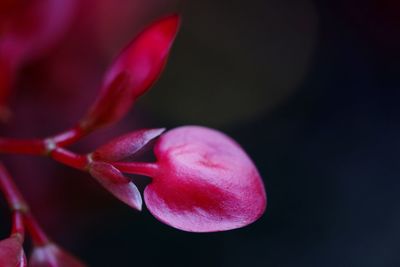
[0,0,75,63]
[29,243,86,267]
[89,161,143,211]
[80,14,180,131]
[0,234,27,267]
[0,56,14,121]
[144,126,267,232]
[93,128,165,162]
[0,0,75,118]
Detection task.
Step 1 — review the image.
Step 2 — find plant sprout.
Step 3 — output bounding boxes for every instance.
[0,2,266,265]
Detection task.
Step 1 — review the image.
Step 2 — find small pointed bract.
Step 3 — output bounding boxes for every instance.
[80,15,181,131]
[29,243,86,267]
[144,126,267,232]
[0,235,27,267]
[93,128,165,162]
[89,161,143,211]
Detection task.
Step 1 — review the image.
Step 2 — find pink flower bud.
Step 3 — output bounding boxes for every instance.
[29,243,86,267]
[144,126,267,232]
[0,235,27,267]
[93,128,165,162]
[80,15,181,131]
[89,161,142,211]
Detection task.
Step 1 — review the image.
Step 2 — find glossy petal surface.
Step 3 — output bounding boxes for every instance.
[0,235,26,267]
[81,14,180,131]
[93,128,165,162]
[145,126,267,232]
[89,161,142,211]
[29,243,86,267]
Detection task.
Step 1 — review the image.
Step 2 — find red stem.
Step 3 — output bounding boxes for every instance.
[0,163,28,211]
[0,164,26,241]
[50,125,87,147]
[24,213,50,246]
[0,162,50,245]
[0,125,87,155]
[112,162,159,177]
[11,212,25,239]
[0,137,47,155]
[0,134,89,171]
[50,147,88,170]
[11,211,25,239]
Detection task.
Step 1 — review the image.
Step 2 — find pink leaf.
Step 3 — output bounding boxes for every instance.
[89,161,142,211]
[0,235,27,267]
[80,14,181,131]
[29,243,86,267]
[93,128,165,162]
[144,126,267,232]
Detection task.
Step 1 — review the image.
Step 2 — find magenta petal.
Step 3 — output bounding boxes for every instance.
[80,14,181,131]
[29,243,86,267]
[0,235,26,267]
[93,128,165,162]
[144,126,267,232]
[89,161,142,211]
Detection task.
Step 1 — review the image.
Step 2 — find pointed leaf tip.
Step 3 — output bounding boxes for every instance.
[154,14,181,45]
[93,128,166,162]
[89,161,143,211]
[80,14,181,132]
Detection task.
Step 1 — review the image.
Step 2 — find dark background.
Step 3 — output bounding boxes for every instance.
[1,0,400,266]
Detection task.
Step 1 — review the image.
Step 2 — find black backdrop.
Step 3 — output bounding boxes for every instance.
[1,0,400,266]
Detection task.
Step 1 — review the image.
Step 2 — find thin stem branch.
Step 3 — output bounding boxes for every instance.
[24,213,50,246]
[49,125,87,147]
[50,147,89,170]
[0,135,158,178]
[0,137,47,155]
[0,162,50,245]
[0,134,89,171]
[0,163,28,211]
[11,212,25,240]
[112,162,159,177]
[0,124,87,156]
